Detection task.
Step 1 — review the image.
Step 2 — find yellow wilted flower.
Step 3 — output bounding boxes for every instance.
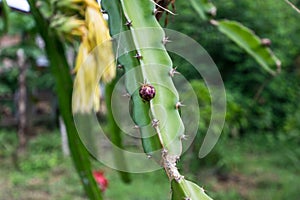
[72,52,100,113]
[73,34,90,73]
[72,4,116,113]
[50,15,86,41]
[84,0,100,10]
[85,6,116,83]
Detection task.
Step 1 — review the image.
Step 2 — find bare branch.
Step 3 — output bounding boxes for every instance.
[285,0,300,14]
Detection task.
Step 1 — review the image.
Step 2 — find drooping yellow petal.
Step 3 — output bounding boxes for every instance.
[85,6,116,83]
[73,35,90,73]
[84,0,100,10]
[93,84,101,112]
[73,5,116,113]
[73,54,100,113]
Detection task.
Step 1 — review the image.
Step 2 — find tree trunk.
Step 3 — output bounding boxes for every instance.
[17,48,27,152]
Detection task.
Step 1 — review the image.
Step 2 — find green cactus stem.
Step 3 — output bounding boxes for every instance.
[102,0,162,156]
[27,0,103,198]
[120,0,184,159]
[102,0,214,199]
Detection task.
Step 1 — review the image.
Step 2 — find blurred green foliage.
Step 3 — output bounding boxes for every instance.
[0,130,299,199]
[18,133,62,172]
[0,1,300,199]
[169,0,300,140]
[0,9,55,118]
[166,1,300,186]
[0,129,18,157]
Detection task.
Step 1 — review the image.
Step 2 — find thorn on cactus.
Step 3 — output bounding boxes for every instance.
[184,197,191,200]
[175,101,184,109]
[175,175,184,182]
[180,134,188,140]
[125,20,132,27]
[162,36,171,45]
[117,64,124,69]
[151,119,159,127]
[109,38,116,44]
[161,148,168,155]
[147,154,152,159]
[139,83,156,102]
[200,187,206,192]
[169,67,179,77]
[134,53,143,60]
[133,125,139,129]
[122,93,131,98]
[101,9,108,14]
[152,9,163,16]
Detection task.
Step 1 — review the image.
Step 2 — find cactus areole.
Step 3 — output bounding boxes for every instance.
[139,84,156,102]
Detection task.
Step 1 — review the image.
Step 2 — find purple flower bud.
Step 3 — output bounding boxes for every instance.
[139,84,156,102]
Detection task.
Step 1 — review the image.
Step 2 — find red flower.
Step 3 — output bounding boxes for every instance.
[93,170,108,192]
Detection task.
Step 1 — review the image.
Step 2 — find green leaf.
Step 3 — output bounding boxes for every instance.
[1,0,11,34]
[216,20,281,75]
[189,0,216,20]
[171,179,213,200]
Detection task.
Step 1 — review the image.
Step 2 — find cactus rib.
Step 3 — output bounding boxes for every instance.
[101,0,162,155]
[120,0,184,159]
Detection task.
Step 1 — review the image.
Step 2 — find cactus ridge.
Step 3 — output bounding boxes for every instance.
[119,0,185,184]
[120,0,184,158]
[102,0,162,156]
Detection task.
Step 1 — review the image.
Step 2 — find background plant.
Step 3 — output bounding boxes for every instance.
[0,0,299,199]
